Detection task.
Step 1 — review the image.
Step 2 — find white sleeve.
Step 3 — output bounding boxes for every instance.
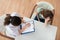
[5,26,13,34]
[5,26,16,38]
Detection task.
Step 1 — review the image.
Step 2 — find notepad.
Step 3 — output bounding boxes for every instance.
[21,17,35,34]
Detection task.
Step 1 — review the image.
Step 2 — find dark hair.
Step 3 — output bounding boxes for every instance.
[41,9,54,20]
[10,16,22,26]
[4,14,22,26]
[4,14,12,25]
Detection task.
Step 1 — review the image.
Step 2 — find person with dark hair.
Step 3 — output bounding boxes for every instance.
[42,9,54,25]
[34,9,54,25]
[4,13,30,38]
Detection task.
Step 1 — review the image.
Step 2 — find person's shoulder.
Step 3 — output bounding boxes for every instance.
[5,24,13,28]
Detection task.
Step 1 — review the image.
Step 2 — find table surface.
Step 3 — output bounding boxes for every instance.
[15,17,57,40]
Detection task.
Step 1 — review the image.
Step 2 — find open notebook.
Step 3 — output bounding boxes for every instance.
[21,17,35,34]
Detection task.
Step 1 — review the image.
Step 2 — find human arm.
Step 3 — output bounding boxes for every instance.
[18,23,31,34]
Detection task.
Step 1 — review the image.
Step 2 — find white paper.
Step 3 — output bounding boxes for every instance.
[22,17,35,34]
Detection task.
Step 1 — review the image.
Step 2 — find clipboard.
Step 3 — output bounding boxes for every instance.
[21,20,35,34]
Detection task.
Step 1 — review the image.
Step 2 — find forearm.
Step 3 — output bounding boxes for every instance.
[19,23,30,34]
[19,26,28,33]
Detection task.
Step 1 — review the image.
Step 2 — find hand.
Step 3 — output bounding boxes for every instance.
[20,23,31,33]
[26,23,31,27]
[45,17,50,23]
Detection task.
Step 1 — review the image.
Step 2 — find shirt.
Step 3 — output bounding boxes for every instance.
[5,24,20,38]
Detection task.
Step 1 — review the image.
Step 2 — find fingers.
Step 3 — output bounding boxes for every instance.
[26,23,31,27]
